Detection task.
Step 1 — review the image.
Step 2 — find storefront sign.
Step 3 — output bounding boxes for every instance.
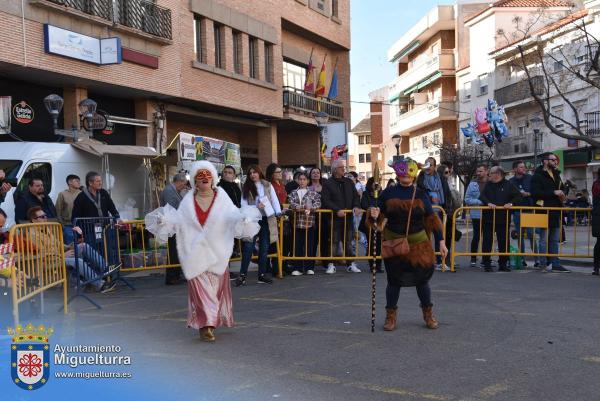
[12,101,34,124]
[178,132,197,161]
[82,111,108,131]
[44,24,122,65]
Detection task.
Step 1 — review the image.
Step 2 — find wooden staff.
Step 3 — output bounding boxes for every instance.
[370,164,381,333]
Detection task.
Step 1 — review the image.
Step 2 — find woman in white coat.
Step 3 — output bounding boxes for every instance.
[146,161,260,342]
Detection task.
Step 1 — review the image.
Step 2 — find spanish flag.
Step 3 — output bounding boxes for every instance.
[304,49,315,94]
[315,55,327,97]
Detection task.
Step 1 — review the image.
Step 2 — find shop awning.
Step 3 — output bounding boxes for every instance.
[72,139,158,158]
[403,71,443,96]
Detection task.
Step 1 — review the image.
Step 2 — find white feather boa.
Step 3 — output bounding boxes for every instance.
[145,187,261,280]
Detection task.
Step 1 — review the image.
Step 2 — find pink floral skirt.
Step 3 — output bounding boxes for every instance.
[187,268,234,329]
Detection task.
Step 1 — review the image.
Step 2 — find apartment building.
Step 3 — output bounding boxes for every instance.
[490,2,600,189]
[347,116,372,178]
[0,0,350,170]
[386,5,458,165]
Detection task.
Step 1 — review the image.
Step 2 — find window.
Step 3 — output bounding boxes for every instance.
[283,61,306,90]
[193,17,204,63]
[264,43,274,83]
[359,154,365,163]
[551,105,564,129]
[433,132,440,145]
[463,81,471,102]
[478,73,488,96]
[365,153,371,163]
[332,0,339,18]
[214,23,223,68]
[553,60,564,73]
[249,37,258,79]
[422,136,428,149]
[365,135,371,144]
[517,124,526,137]
[358,136,365,145]
[514,144,519,153]
[233,31,242,74]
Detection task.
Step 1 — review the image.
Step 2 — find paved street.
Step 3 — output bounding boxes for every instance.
[2,259,599,401]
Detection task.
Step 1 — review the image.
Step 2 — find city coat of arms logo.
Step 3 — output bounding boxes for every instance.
[8,324,53,390]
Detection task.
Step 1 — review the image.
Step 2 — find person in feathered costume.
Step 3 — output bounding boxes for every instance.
[367,157,447,332]
[145,160,261,342]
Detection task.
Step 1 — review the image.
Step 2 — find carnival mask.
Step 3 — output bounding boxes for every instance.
[390,158,418,179]
[195,169,212,182]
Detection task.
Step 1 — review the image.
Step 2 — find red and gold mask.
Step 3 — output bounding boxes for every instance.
[195,169,212,182]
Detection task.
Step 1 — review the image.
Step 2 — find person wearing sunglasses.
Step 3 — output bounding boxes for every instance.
[531,152,570,273]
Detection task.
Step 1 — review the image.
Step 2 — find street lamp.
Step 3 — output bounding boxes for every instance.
[314,111,329,169]
[79,98,97,133]
[43,94,64,131]
[530,116,544,167]
[391,134,402,158]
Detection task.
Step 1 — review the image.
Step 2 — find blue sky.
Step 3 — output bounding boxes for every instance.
[350,0,454,127]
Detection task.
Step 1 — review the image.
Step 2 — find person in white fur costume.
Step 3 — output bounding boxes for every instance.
[145,160,261,342]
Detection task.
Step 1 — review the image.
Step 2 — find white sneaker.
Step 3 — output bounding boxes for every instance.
[434,264,443,271]
[347,262,361,273]
[291,270,303,276]
[545,264,552,273]
[306,270,315,275]
[325,263,336,274]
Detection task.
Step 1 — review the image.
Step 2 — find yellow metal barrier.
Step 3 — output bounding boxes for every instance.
[117,220,280,276]
[8,222,68,325]
[450,206,593,271]
[279,207,447,270]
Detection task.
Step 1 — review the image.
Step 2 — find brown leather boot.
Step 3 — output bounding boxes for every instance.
[421,305,438,329]
[383,307,397,331]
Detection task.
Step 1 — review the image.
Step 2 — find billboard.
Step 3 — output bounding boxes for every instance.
[177,132,241,173]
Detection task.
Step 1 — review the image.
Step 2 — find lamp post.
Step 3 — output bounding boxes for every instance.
[43,94,64,131]
[79,98,97,137]
[314,111,329,169]
[530,116,543,167]
[391,134,402,160]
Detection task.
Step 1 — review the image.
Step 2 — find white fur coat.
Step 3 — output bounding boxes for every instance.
[146,186,260,280]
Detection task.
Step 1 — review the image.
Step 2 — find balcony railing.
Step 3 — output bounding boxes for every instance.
[395,97,456,133]
[44,0,172,40]
[585,111,600,137]
[283,87,344,121]
[495,135,534,157]
[494,75,544,106]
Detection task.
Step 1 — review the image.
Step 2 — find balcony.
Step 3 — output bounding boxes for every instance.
[282,87,344,121]
[494,76,544,107]
[395,97,456,134]
[389,51,455,99]
[495,135,535,158]
[40,0,172,40]
[585,111,600,137]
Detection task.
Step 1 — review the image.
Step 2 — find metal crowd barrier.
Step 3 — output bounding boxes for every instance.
[450,206,593,271]
[7,222,68,325]
[278,207,447,271]
[69,217,133,309]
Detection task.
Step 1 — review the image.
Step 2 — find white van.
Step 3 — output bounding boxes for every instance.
[0,140,156,227]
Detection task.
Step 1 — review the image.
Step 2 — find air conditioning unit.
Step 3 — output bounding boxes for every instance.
[411,92,428,105]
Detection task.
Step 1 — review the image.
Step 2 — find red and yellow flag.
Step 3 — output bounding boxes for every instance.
[315,55,327,97]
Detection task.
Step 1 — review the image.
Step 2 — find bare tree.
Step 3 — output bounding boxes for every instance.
[439,144,493,195]
[496,6,600,147]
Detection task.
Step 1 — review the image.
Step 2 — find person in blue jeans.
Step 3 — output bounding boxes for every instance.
[531,153,570,272]
[464,164,488,267]
[509,161,537,267]
[236,165,281,286]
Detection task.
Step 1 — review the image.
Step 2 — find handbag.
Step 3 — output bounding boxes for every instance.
[381,186,416,259]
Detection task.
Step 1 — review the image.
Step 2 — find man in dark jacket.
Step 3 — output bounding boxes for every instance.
[14,178,57,223]
[72,172,120,221]
[321,159,362,274]
[159,173,187,285]
[479,166,521,271]
[509,161,536,266]
[217,165,241,208]
[531,153,569,272]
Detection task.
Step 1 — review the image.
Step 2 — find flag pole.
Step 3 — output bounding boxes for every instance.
[370,163,381,333]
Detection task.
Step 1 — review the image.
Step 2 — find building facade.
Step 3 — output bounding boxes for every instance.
[347,116,372,178]
[386,5,458,166]
[0,0,350,171]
